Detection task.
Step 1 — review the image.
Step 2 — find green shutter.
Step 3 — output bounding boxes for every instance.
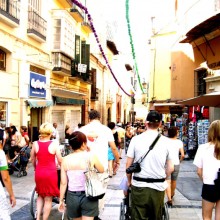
[71,35,80,76]
[81,41,90,81]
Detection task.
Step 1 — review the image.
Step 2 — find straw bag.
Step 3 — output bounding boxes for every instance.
[84,163,109,201]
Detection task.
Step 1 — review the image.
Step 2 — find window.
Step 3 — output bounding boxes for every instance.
[215,0,220,11]
[75,35,80,63]
[0,102,7,125]
[53,10,75,59]
[28,0,41,14]
[0,49,6,71]
[81,41,90,79]
[30,65,45,75]
[194,69,207,96]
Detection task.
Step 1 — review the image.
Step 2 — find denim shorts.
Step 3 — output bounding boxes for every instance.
[167,165,180,181]
[66,190,99,218]
[202,184,220,203]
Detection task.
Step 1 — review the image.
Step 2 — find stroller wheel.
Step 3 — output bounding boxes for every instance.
[23,171,27,176]
[17,172,22,178]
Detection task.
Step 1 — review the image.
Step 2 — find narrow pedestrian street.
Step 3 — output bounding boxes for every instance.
[7,150,212,220]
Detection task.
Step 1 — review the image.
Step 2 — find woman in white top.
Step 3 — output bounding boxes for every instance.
[58,131,104,220]
[166,126,185,207]
[194,120,220,220]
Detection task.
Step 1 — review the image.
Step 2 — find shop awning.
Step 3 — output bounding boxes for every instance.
[153,102,182,107]
[177,92,220,107]
[26,99,53,108]
[180,13,220,43]
[51,88,86,98]
[152,102,182,114]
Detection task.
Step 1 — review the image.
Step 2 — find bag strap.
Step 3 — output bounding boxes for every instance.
[138,133,161,163]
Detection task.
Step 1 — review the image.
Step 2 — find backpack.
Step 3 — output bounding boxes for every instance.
[0,129,4,142]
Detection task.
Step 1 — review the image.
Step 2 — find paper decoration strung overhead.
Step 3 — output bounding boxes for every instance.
[72,0,134,97]
[125,0,144,93]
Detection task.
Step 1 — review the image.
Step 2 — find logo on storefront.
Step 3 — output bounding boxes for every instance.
[29,72,46,98]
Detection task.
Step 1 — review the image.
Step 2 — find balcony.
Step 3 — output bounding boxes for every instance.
[69,7,84,22]
[106,94,114,104]
[52,52,71,76]
[81,21,92,33]
[56,0,72,8]
[71,60,91,82]
[27,10,47,43]
[0,0,20,27]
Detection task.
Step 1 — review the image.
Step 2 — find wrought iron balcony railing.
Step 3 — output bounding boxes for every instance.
[27,10,47,42]
[0,0,20,26]
[52,52,71,76]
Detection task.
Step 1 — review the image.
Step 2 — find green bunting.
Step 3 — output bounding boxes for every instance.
[125,0,144,93]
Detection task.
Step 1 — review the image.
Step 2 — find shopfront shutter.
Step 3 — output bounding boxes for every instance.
[71,110,81,131]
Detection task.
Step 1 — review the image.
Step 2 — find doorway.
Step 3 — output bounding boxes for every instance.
[30,108,43,142]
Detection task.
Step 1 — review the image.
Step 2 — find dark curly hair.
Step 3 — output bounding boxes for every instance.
[89,110,100,120]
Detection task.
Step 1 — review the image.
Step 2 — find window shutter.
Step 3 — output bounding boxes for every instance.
[81,41,90,81]
[71,35,80,76]
[91,68,97,99]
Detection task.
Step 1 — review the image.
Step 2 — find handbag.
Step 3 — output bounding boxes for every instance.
[126,134,161,174]
[84,161,110,201]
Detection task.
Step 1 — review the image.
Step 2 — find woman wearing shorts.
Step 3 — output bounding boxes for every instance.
[166,126,185,207]
[194,120,220,220]
[58,131,104,220]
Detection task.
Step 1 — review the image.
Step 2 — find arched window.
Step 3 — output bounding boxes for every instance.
[0,49,6,71]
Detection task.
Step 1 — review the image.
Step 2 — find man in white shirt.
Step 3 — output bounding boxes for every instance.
[52,123,60,144]
[80,110,120,220]
[126,110,174,220]
[80,110,120,170]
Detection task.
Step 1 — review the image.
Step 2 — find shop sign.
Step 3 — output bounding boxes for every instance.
[78,63,87,73]
[29,72,46,98]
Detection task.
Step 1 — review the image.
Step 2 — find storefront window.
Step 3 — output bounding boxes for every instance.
[0,102,7,126]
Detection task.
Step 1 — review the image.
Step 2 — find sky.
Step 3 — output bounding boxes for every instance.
[87,0,175,95]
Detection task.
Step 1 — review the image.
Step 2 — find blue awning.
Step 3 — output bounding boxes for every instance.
[26,99,53,108]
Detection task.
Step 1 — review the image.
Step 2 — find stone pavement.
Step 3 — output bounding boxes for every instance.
[6,150,215,220]
[99,153,211,220]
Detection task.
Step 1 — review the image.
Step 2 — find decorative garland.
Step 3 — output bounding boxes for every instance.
[125,0,144,93]
[72,0,134,97]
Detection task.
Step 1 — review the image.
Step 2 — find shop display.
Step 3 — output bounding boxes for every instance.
[197,119,210,146]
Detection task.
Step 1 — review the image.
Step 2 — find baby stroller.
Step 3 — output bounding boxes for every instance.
[119,188,169,220]
[8,146,30,177]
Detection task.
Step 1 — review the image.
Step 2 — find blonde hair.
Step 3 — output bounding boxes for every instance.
[39,122,53,138]
[208,120,220,160]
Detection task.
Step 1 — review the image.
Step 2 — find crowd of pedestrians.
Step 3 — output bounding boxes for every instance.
[1,110,220,220]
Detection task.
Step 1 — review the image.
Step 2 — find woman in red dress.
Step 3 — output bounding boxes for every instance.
[30,122,62,220]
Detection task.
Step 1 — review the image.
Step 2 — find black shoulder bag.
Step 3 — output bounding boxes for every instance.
[126,134,161,174]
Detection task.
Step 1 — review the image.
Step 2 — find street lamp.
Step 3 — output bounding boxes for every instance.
[142,79,148,107]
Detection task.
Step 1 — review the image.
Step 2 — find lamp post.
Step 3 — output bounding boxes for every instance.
[142,79,148,107]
